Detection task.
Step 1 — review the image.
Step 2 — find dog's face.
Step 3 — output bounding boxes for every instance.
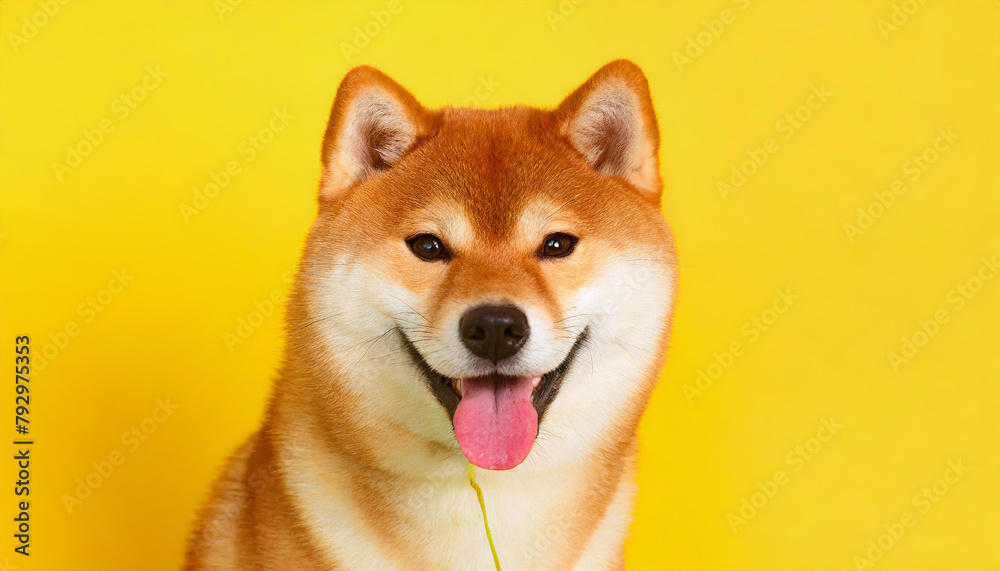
[292,62,676,472]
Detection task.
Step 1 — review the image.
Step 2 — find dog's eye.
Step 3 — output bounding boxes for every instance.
[407,234,448,261]
[539,233,578,258]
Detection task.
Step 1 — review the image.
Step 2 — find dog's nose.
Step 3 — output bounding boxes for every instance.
[459,305,530,363]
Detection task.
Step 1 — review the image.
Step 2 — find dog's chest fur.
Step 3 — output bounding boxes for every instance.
[283,443,636,569]
[188,425,637,570]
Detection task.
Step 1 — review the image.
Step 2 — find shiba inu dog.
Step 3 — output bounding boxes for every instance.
[185,60,677,570]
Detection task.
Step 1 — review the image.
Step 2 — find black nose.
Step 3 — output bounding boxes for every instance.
[459,305,530,363]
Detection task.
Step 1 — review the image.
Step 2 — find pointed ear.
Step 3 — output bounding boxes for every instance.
[554,60,662,202]
[319,66,436,200]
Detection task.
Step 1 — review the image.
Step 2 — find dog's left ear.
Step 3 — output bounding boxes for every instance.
[555,60,662,202]
[319,66,437,201]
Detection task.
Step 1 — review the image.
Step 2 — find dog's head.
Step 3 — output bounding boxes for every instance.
[290,61,676,472]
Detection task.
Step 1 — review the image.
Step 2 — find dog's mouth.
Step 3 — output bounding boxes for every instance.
[401,329,587,471]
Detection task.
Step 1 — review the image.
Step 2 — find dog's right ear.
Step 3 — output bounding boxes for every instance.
[319,66,435,200]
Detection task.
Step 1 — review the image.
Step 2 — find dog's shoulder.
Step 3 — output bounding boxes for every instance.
[183,433,258,570]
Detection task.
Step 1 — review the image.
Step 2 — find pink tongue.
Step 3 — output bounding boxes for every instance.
[453,375,539,470]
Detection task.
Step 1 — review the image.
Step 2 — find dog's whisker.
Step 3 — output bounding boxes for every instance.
[289,313,343,332]
[352,329,398,368]
[386,296,432,325]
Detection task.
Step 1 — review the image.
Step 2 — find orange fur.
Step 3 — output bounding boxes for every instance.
[186,60,677,570]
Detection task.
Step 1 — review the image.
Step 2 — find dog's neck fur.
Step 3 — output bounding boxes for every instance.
[259,334,650,570]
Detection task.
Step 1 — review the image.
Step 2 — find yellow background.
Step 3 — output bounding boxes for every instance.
[1,1,998,569]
